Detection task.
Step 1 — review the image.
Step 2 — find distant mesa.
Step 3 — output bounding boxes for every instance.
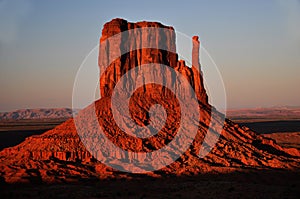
[0,18,299,183]
[0,108,78,121]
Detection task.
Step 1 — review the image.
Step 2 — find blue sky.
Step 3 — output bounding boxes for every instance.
[0,0,299,111]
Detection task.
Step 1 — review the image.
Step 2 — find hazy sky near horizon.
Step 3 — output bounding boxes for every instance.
[0,0,299,111]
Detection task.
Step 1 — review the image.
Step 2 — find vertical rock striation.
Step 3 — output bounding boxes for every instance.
[99,18,208,104]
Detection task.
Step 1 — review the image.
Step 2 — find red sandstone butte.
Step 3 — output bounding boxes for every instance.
[0,18,299,183]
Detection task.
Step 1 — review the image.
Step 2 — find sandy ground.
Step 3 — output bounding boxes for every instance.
[0,118,300,198]
[264,132,300,149]
[1,170,299,199]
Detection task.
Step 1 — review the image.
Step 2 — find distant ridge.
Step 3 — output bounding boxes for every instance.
[0,108,78,120]
[227,106,300,122]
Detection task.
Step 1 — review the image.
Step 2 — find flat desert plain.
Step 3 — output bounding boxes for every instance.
[0,107,299,198]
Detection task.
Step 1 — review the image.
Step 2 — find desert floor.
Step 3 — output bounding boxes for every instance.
[1,170,299,199]
[0,117,299,198]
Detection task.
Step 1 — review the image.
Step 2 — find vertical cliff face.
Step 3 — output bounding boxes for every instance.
[99,18,208,104]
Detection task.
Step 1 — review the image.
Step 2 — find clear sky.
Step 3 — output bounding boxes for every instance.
[0,0,299,111]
